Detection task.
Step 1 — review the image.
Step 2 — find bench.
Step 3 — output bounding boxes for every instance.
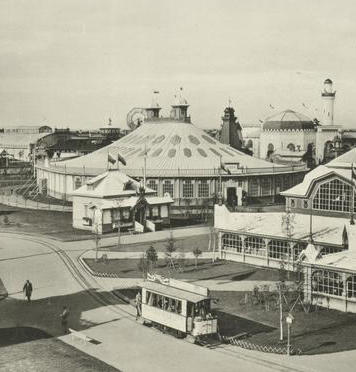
[69,328,93,344]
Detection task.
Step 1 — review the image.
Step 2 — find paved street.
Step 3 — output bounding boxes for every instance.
[1,231,356,371]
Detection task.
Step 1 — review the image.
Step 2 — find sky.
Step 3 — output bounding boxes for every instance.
[0,0,356,130]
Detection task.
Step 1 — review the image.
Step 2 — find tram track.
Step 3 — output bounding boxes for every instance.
[1,231,313,371]
[0,231,136,320]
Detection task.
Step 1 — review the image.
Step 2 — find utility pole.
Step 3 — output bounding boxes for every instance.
[117,211,121,249]
[279,282,283,341]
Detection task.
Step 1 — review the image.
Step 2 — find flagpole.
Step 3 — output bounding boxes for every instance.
[143,144,147,190]
[351,163,355,225]
[219,155,222,193]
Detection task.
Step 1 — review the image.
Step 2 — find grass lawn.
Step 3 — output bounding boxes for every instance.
[84,258,282,281]
[99,257,356,355]
[214,290,356,355]
[0,330,120,372]
[0,206,92,240]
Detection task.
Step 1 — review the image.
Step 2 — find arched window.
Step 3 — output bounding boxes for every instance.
[198,180,209,197]
[183,180,194,198]
[147,179,158,192]
[163,180,174,197]
[312,178,351,212]
[74,177,82,190]
[247,139,253,148]
[287,143,295,152]
[267,143,274,152]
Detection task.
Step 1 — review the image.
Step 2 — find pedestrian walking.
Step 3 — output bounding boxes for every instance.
[23,280,33,302]
[60,306,70,334]
[135,291,142,320]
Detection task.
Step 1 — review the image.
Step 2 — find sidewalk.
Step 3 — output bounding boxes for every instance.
[0,193,72,212]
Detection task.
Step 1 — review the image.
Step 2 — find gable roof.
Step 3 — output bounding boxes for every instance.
[71,169,155,198]
[281,165,353,198]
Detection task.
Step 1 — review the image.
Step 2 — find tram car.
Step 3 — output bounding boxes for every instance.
[139,274,218,342]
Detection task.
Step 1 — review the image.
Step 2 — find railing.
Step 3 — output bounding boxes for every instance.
[35,161,308,177]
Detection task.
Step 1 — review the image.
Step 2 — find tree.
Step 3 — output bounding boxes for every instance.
[146,245,158,272]
[192,247,202,269]
[165,232,177,271]
[137,254,149,279]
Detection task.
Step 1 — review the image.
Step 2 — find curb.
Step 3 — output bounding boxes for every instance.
[77,253,133,305]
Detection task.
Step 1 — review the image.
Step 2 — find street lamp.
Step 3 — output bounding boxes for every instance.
[91,207,102,262]
[286,313,294,356]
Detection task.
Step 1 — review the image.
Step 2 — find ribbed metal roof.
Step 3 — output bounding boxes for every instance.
[58,119,283,174]
[263,110,315,131]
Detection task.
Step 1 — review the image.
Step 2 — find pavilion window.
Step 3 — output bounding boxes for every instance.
[261,178,271,196]
[244,236,266,257]
[312,179,351,213]
[122,209,130,220]
[347,276,356,299]
[222,233,242,253]
[163,180,174,197]
[268,240,290,260]
[147,179,158,192]
[198,180,209,198]
[74,177,82,190]
[248,179,259,196]
[183,180,194,198]
[312,270,343,297]
[151,206,159,217]
[320,246,341,256]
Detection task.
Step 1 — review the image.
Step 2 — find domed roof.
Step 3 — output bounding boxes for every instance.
[263,109,315,131]
[324,78,333,84]
[57,119,285,176]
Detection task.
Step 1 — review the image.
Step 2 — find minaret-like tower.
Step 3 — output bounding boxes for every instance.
[145,91,161,120]
[170,87,190,123]
[220,105,243,150]
[321,78,336,126]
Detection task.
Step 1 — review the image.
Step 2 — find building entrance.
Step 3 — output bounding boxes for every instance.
[226,187,238,209]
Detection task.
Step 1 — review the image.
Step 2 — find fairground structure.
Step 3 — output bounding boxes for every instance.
[215,147,356,313]
[35,91,307,218]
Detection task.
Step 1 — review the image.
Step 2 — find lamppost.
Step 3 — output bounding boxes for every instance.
[91,207,102,262]
[286,313,294,356]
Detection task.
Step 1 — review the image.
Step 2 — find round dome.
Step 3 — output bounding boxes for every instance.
[58,119,283,175]
[263,109,315,131]
[324,78,333,84]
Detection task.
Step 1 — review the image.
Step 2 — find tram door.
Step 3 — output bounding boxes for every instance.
[226,187,237,208]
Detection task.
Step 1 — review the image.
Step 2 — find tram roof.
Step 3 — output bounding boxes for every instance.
[139,281,210,303]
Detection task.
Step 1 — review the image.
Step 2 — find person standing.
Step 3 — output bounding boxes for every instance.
[60,306,70,334]
[23,280,33,302]
[135,291,142,320]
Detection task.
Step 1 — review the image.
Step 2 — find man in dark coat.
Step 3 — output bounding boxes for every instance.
[23,280,33,302]
[60,306,70,334]
[135,291,142,320]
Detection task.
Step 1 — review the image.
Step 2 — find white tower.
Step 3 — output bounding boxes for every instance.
[321,78,336,126]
